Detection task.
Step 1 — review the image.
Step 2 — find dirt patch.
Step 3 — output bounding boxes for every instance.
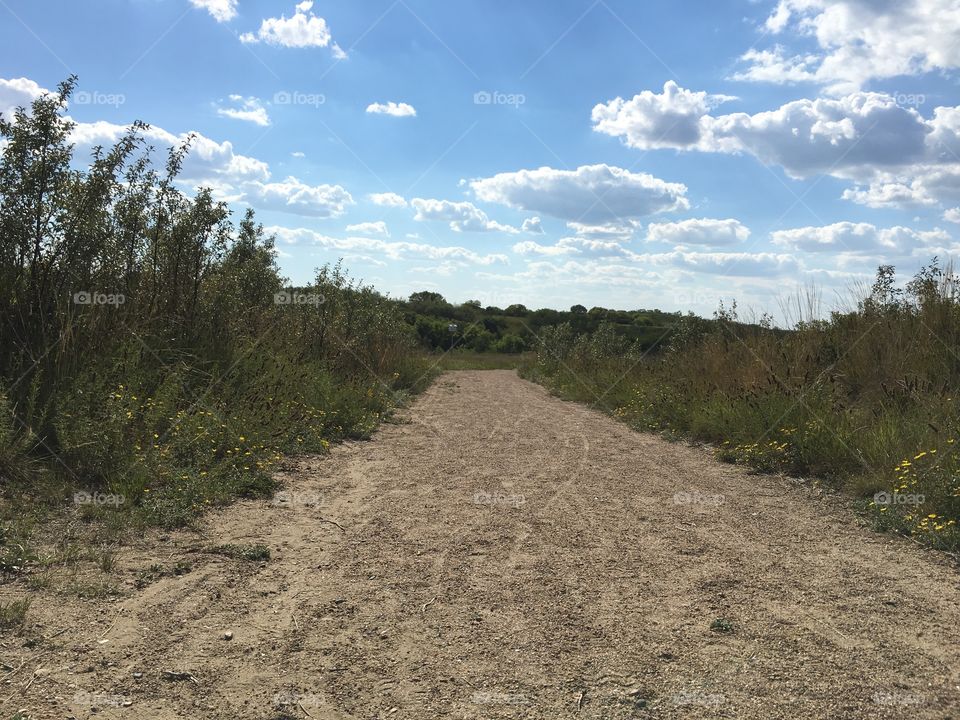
[4,370,959,718]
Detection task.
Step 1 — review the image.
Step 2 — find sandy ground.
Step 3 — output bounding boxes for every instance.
[3,369,960,719]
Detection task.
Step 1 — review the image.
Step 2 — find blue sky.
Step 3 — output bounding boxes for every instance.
[2,0,960,319]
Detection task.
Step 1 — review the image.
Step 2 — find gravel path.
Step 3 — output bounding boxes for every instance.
[7,370,960,719]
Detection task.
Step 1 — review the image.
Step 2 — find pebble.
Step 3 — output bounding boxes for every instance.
[223,631,234,641]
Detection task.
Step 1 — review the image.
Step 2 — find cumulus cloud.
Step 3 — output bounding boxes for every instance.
[0,77,47,117]
[268,226,508,266]
[595,88,931,177]
[189,0,237,23]
[591,81,736,151]
[513,240,580,257]
[593,82,960,207]
[243,177,353,218]
[513,236,630,258]
[62,112,357,220]
[366,102,417,118]
[70,120,271,186]
[411,198,518,233]
[945,208,960,223]
[470,164,689,225]
[345,221,389,236]
[736,0,960,94]
[521,217,544,234]
[369,192,408,207]
[216,95,271,127]
[731,47,819,85]
[646,218,750,246]
[668,251,799,276]
[566,221,639,240]
[772,222,950,254]
[240,1,344,56]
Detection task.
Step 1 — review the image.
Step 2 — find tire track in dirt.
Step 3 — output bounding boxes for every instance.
[6,370,960,719]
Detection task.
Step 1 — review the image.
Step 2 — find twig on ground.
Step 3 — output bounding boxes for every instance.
[98,605,124,640]
[161,670,199,684]
[420,597,436,613]
[317,517,345,532]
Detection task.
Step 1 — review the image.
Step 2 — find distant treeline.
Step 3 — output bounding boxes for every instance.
[400,290,689,354]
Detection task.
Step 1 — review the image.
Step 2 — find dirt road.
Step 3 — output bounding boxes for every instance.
[6,370,960,719]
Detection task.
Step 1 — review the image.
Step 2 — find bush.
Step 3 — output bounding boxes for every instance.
[0,78,435,527]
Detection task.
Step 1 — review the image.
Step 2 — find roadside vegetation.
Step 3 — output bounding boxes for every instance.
[524,264,960,552]
[0,79,435,609]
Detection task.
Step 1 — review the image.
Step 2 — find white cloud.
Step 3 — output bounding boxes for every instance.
[345,221,389,237]
[366,102,417,118]
[731,47,819,84]
[66,115,356,219]
[646,218,751,246]
[411,198,518,233]
[668,251,800,276]
[566,221,639,240]
[595,88,931,178]
[291,151,306,158]
[593,83,960,207]
[189,0,238,23]
[513,240,580,257]
[513,236,637,258]
[240,1,343,54]
[945,208,960,223]
[70,120,271,186]
[591,81,736,151]
[0,77,47,117]
[268,226,508,266]
[737,0,960,93]
[521,216,544,234]
[243,177,353,218]
[772,222,950,254]
[216,95,271,127]
[470,164,689,224]
[369,192,408,207]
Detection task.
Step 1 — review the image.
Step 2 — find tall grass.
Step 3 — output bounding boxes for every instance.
[524,264,960,551]
[0,77,435,530]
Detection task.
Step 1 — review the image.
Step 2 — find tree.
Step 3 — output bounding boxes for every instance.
[570,304,587,314]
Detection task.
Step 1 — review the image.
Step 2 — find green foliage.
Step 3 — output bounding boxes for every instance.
[209,543,271,561]
[0,78,434,528]
[0,597,31,630]
[527,263,960,551]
